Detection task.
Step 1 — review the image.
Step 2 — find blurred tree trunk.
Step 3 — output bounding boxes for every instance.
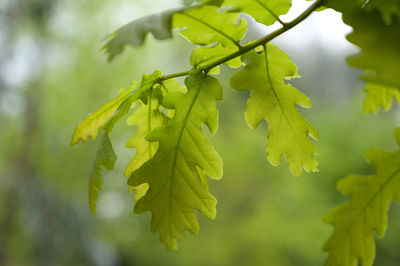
[0,1,96,265]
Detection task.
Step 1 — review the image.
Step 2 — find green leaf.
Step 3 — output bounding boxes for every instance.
[345,10,400,90]
[70,85,137,146]
[128,71,223,250]
[323,128,400,266]
[182,0,223,7]
[84,70,162,213]
[136,70,163,103]
[124,93,166,177]
[89,132,117,215]
[131,183,150,202]
[325,0,363,11]
[71,71,162,146]
[364,83,400,114]
[327,0,400,113]
[230,44,318,176]
[103,8,181,61]
[125,79,186,201]
[124,98,166,203]
[364,0,400,24]
[103,0,228,61]
[190,43,242,74]
[173,5,247,47]
[223,0,291,26]
[103,93,137,134]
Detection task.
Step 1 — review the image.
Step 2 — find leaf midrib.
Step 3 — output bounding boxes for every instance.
[167,76,204,236]
[263,46,295,135]
[253,0,283,23]
[180,12,239,47]
[345,165,400,235]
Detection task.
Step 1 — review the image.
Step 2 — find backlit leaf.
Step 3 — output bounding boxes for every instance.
[124,87,166,177]
[230,44,318,176]
[125,79,186,201]
[364,83,400,114]
[88,132,117,215]
[103,8,181,61]
[223,0,291,26]
[173,5,247,47]
[128,71,223,250]
[323,128,400,266]
[345,10,400,90]
[190,43,242,74]
[71,71,162,146]
[327,0,400,113]
[71,86,136,146]
[124,100,165,177]
[182,0,223,6]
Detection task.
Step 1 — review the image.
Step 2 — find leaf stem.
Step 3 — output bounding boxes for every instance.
[160,70,191,81]
[159,0,323,82]
[148,87,153,156]
[201,0,323,71]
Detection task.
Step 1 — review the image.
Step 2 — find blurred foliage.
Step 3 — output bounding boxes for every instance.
[0,0,399,265]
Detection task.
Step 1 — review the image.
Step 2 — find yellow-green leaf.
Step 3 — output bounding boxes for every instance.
[173,5,247,47]
[124,99,166,177]
[190,43,242,74]
[323,128,400,266]
[124,79,186,178]
[364,83,400,114]
[131,183,150,202]
[128,71,223,250]
[71,85,137,146]
[103,8,181,61]
[71,71,162,146]
[88,132,117,215]
[125,79,186,201]
[230,44,318,176]
[223,0,291,26]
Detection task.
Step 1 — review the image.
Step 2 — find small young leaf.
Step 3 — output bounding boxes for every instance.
[323,128,400,266]
[173,5,247,47]
[223,0,291,26]
[230,44,318,176]
[88,132,117,215]
[128,71,223,250]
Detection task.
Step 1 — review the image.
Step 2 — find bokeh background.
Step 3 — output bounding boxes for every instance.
[0,0,399,265]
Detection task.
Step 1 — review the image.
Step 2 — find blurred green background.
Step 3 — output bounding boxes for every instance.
[0,0,399,265]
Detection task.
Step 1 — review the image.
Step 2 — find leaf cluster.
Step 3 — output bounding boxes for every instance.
[71,0,400,264]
